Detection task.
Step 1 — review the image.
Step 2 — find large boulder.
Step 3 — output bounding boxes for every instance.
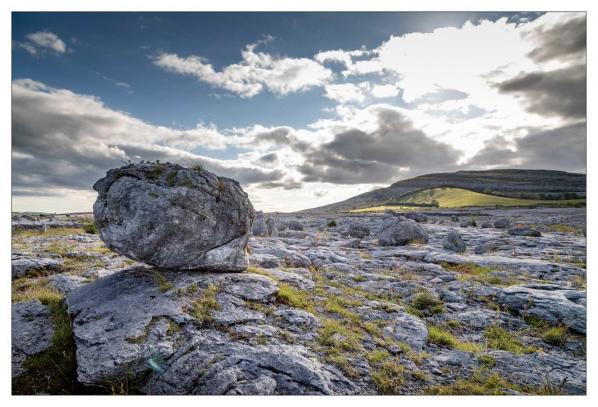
[443,229,466,253]
[287,220,304,231]
[383,313,428,351]
[378,219,428,246]
[93,163,255,272]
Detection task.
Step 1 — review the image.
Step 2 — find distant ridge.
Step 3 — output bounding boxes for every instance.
[301,169,586,214]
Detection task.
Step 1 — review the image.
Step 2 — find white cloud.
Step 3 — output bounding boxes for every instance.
[371,84,400,98]
[153,39,333,97]
[323,82,369,104]
[21,31,67,55]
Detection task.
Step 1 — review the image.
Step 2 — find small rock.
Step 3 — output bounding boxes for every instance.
[494,218,510,229]
[378,219,428,246]
[508,228,542,237]
[443,229,466,253]
[347,223,370,238]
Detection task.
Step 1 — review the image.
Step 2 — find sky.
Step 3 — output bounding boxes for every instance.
[11,12,587,213]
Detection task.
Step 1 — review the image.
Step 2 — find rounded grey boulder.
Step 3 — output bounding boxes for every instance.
[443,229,466,253]
[93,162,255,271]
[252,211,267,236]
[378,219,428,246]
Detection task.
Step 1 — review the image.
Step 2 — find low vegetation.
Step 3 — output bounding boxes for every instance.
[484,325,535,354]
[427,325,483,353]
[190,284,221,326]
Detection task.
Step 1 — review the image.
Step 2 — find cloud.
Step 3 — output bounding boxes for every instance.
[323,83,369,104]
[20,31,67,55]
[298,107,460,184]
[496,64,586,119]
[524,13,586,64]
[11,79,284,197]
[468,122,586,173]
[371,84,400,98]
[257,180,303,190]
[153,39,333,97]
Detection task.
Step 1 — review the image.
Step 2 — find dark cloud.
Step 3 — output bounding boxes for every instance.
[11,80,284,197]
[259,152,279,163]
[298,108,460,184]
[497,64,586,119]
[257,180,303,190]
[526,14,586,64]
[468,122,586,173]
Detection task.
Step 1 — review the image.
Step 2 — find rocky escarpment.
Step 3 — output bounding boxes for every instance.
[93,163,255,271]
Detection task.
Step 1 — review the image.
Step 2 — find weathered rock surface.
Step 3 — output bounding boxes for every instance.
[496,285,586,333]
[252,211,267,236]
[383,313,428,350]
[442,229,466,253]
[348,223,370,238]
[12,300,54,377]
[494,218,510,228]
[93,163,255,271]
[65,267,355,394]
[12,256,62,279]
[378,219,428,246]
[266,217,278,237]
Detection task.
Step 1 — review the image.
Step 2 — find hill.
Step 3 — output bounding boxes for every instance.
[302,169,586,214]
[349,187,585,212]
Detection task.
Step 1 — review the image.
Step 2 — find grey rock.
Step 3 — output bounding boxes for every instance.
[12,256,62,279]
[378,219,428,246]
[404,212,428,223]
[497,285,585,333]
[287,220,304,231]
[443,229,466,253]
[12,300,54,377]
[49,274,89,295]
[474,241,498,255]
[383,313,428,351]
[252,211,267,236]
[274,308,320,330]
[494,218,510,228]
[348,223,370,238]
[481,221,493,228]
[93,163,255,272]
[65,267,280,385]
[460,219,476,227]
[490,350,586,394]
[508,227,542,237]
[265,217,278,237]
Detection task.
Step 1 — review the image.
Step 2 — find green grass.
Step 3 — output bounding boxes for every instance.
[428,325,483,352]
[485,325,535,354]
[352,187,585,211]
[190,284,221,325]
[12,277,63,303]
[542,326,568,346]
[411,290,444,314]
[371,359,405,394]
[442,262,519,286]
[276,283,314,311]
[426,370,516,395]
[13,227,84,238]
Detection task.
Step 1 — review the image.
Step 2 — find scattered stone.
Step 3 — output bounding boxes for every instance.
[508,228,542,237]
[348,223,370,238]
[287,220,304,231]
[443,229,466,253]
[93,163,255,272]
[378,219,428,246]
[383,313,428,350]
[481,221,493,228]
[12,256,62,279]
[266,217,278,237]
[404,212,428,223]
[12,300,54,377]
[252,211,267,236]
[494,218,510,228]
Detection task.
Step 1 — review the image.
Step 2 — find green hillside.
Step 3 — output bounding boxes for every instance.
[351,187,584,212]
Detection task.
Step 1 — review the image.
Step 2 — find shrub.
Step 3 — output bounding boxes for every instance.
[371,359,405,394]
[327,220,337,227]
[83,222,99,234]
[542,326,568,346]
